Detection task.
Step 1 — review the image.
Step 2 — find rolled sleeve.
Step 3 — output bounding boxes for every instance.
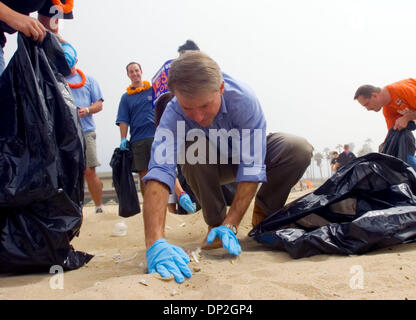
[142,165,176,194]
[116,95,129,126]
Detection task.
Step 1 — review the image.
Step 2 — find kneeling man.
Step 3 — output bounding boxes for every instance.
[142,51,313,283]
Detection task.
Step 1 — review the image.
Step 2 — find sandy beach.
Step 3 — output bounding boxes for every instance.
[1,189,415,300]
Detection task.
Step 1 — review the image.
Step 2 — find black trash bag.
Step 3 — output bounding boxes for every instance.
[0,32,92,273]
[110,146,141,218]
[381,121,416,163]
[249,153,416,259]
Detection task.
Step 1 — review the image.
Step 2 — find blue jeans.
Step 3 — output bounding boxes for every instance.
[407,154,416,171]
[0,47,5,75]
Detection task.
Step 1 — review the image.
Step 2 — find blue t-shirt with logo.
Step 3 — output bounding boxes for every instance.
[66,72,103,133]
[116,88,155,143]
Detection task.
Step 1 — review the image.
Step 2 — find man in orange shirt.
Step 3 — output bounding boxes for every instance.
[354,78,416,168]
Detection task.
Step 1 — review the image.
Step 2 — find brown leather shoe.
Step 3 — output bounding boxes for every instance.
[252,201,266,227]
[201,226,223,250]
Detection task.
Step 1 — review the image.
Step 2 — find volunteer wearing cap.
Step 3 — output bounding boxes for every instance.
[63,42,105,214]
[0,0,73,75]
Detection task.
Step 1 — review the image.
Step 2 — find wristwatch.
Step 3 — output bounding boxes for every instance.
[223,223,238,235]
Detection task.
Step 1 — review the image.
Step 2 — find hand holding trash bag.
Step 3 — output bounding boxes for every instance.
[120,138,128,151]
[146,238,192,283]
[207,226,241,256]
[178,192,195,213]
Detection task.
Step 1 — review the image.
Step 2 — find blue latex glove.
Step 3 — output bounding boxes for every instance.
[146,238,192,283]
[178,193,195,213]
[120,138,128,151]
[206,225,241,256]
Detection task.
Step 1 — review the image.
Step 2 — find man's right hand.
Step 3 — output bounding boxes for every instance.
[8,13,46,42]
[146,238,192,283]
[120,138,128,150]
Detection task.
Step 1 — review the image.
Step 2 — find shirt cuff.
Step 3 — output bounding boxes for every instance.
[235,164,267,183]
[142,167,176,194]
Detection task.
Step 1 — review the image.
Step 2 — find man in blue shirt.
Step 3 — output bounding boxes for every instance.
[63,43,104,214]
[142,51,313,283]
[116,62,155,201]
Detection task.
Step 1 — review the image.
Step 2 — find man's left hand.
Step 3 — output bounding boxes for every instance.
[394,115,410,130]
[207,225,241,256]
[78,108,89,118]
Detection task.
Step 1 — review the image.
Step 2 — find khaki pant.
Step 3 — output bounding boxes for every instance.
[180,132,314,226]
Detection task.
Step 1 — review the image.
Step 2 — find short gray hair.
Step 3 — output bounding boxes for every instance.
[167,51,223,97]
[354,85,381,100]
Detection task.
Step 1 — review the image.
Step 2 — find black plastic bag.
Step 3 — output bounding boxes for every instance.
[381,121,416,163]
[0,32,92,273]
[110,147,141,217]
[249,153,416,258]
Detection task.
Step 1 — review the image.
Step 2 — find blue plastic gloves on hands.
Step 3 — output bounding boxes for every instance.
[120,138,128,151]
[207,225,241,256]
[146,238,192,283]
[178,193,195,213]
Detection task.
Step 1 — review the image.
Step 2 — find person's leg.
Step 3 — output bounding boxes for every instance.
[253,132,313,226]
[84,131,103,212]
[0,47,5,75]
[85,166,103,207]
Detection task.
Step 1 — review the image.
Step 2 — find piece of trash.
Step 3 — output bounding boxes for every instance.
[112,221,127,237]
[230,260,235,264]
[170,289,177,296]
[139,279,149,286]
[191,250,200,263]
[138,262,144,268]
[193,267,201,273]
[94,282,102,287]
[153,274,174,281]
[113,252,138,264]
[179,223,186,227]
[166,225,172,230]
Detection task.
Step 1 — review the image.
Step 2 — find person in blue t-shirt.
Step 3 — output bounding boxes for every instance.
[63,42,104,214]
[116,62,155,202]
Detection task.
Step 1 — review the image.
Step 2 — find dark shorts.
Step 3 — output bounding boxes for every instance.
[131,137,154,172]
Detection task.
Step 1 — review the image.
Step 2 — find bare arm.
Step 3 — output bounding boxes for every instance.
[0,2,46,41]
[78,100,103,118]
[223,182,259,227]
[174,178,185,198]
[394,110,416,130]
[119,122,129,139]
[143,180,169,248]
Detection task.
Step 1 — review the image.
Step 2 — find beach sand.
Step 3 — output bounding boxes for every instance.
[1,189,415,300]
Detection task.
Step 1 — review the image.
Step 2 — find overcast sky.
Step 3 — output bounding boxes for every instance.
[3,0,416,172]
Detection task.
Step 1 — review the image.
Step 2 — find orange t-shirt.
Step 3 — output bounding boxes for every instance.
[382,78,416,130]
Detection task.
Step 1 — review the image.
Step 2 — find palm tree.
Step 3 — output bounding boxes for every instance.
[335,144,343,153]
[314,152,324,178]
[323,147,331,177]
